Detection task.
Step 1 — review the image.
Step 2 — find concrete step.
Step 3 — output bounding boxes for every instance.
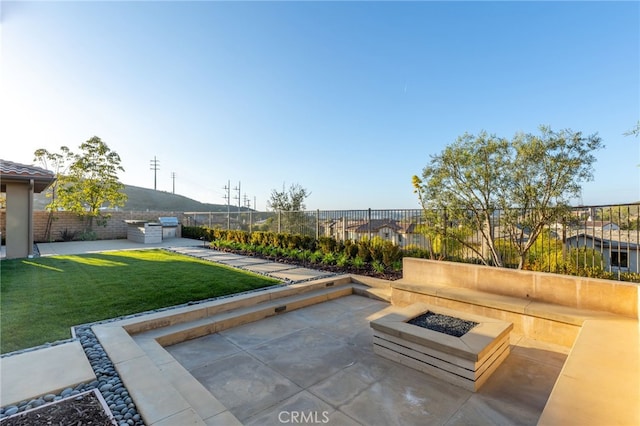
[108,281,375,425]
[118,275,353,336]
[135,284,356,346]
[353,285,392,302]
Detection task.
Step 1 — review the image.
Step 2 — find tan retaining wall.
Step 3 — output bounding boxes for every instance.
[401,258,639,320]
[0,210,186,242]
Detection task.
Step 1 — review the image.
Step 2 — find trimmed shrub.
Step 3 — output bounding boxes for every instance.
[322,252,337,265]
[356,239,372,262]
[318,237,337,254]
[343,240,359,259]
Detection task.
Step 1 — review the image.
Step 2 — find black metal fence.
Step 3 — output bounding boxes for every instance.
[184,203,640,276]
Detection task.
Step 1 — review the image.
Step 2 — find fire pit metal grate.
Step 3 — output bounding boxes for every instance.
[407,311,478,337]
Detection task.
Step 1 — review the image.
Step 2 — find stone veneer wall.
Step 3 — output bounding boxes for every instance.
[402,257,639,320]
[126,223,163,244]
[0,210,186,242]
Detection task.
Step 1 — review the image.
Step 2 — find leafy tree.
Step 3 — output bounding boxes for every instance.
[414,215,469,261]
[412,132,511,266]
[596,205,640,230]
[413,126,603,269]
[267,183,311,234]
[525,229,564,272]
[34,146,74,240]
[623,120,640,138]
[267,183,310,211]
[34,146,73,210]
[624,120,639,167]
[34,137,127,234]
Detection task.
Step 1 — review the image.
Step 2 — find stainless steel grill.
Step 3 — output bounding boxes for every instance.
[158,217,179,239]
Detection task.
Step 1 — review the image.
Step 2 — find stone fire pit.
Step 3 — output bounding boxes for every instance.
[370,302,512,392]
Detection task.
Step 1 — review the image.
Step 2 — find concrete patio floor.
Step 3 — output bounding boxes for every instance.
[160,294,567,425]
[1,240,570,425]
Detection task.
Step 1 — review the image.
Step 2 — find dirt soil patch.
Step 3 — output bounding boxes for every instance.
[1,391,115,426]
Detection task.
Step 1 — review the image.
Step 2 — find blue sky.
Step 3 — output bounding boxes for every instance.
[1,1,638,210]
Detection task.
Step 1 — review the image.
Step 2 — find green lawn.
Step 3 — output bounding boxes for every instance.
[0,249,279,353]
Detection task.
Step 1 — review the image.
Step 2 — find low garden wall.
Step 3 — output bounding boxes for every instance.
[401,258,639,319]
[0,210,187,243]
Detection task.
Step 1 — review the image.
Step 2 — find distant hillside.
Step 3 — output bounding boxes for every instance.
[34,184,238,212]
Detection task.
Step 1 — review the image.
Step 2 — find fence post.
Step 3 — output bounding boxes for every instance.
[368,208,372,240]
[342,215,347,243]
[316,209,320,240]
[560,215,567,268]
[443,208,448,259]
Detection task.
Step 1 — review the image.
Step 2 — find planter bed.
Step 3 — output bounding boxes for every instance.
[1,389,116,426]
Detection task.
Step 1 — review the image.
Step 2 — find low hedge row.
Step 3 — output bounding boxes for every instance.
[182,226,409,270]
[182,226,639,282]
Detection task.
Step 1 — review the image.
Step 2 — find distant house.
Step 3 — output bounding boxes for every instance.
[565,232,639,273]
[547,222,565,236]
[345,219,404,245]
[398,222,429,248]
[583,221,620,231]
[323,218,429,248]
[322,219,361,241]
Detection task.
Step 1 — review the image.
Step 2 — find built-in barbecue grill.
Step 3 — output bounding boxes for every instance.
[158,217,179,239]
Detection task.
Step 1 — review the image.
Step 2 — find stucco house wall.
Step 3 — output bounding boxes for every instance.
[1,160,56,258]
[4,183,31,258]
[566,234,639,274]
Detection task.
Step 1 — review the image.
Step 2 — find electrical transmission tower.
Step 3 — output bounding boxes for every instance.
[150,156,160,190]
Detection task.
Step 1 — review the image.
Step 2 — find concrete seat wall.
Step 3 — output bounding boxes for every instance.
[401,258,638,319]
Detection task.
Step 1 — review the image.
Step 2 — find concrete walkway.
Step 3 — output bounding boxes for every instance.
[1,240,569,425]
[1,237,205,259]
[36,237,205,257]
[1,342,96,407]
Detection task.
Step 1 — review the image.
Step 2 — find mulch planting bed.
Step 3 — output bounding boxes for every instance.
[215,247,403,281]
[1,390,115,426]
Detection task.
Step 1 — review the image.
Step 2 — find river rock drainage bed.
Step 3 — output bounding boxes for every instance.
[370,302,513,392]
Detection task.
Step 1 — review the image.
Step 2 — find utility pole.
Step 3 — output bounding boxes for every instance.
[245,195,252,232]
[233,182,241,212]
[171,172,176,194]
[150,156,160,190]
[233,182,241,230]
[223,180,230,229]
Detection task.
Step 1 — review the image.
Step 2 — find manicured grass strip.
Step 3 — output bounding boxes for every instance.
[0,249,279,353]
